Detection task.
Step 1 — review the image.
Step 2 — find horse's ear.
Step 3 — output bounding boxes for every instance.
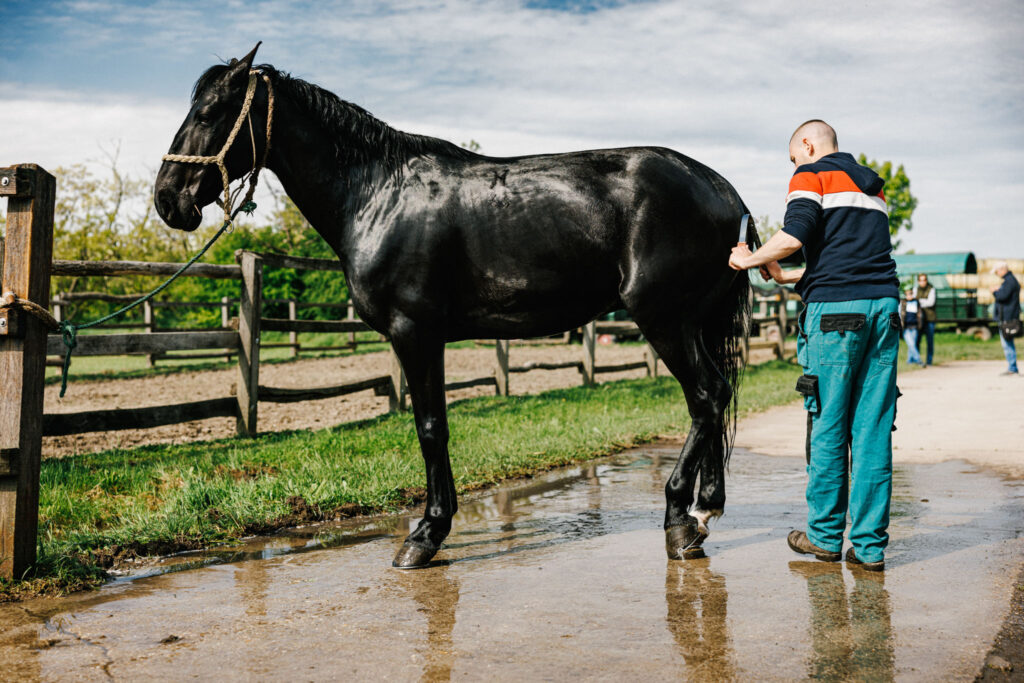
[240,41,261,67]
[228,41,261,81]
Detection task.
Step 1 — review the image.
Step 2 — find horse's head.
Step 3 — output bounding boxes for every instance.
[155,43,269,231]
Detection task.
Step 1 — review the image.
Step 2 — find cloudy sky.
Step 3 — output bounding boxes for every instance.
[2,0,1022,256]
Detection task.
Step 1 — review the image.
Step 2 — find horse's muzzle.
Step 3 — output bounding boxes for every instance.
[155,186,202,232]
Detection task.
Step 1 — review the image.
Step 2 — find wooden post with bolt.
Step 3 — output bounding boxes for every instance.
[235,250,263,436]
[0,164,56,580]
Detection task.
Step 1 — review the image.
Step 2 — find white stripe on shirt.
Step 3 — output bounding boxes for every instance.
[821,191,888,214]
[786,190,823,205]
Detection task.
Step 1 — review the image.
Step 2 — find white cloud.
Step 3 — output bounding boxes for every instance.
[3,0,1022,256]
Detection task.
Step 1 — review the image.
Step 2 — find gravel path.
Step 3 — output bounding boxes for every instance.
[44,342,690,458]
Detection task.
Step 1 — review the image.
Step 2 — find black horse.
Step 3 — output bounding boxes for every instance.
[155,45,758,568]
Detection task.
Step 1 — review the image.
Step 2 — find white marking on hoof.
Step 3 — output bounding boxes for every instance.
[692,508,723,535]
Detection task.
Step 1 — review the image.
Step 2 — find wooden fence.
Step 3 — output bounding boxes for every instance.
[0,162,791,578]
[50,292,376,365]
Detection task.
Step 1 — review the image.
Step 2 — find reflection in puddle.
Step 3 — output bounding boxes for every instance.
[665,559,737,681]
[789,562,894,682]
[390,565,461,683]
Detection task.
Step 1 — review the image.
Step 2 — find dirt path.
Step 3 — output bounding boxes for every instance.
[46,343,717,458]
[736,360,1024,478]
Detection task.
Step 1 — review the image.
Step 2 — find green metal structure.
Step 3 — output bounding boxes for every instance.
[752,251,988,329]
[893,252,982,323]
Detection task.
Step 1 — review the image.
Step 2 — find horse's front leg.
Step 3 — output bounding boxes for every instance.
[391,333,457,569]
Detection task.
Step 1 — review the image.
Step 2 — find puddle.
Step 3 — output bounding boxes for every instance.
[1,447,1021,681]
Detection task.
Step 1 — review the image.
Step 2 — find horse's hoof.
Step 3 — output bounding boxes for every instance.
[665,524,708,561]
[392,541,438,569]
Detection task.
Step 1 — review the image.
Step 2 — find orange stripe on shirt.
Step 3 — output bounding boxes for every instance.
[788,171,821,195]
[817,170,885,199]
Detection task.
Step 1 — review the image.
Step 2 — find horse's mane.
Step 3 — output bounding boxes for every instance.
[192,63,475,174]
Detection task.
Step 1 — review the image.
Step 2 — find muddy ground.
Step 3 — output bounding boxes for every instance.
[45,343,779,458]
[2,447,1021,680]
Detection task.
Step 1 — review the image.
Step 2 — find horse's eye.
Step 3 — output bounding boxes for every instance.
[195,107,215,124]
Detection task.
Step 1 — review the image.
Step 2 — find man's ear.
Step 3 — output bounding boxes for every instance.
[227,41,261,82]
[803,138,815,159]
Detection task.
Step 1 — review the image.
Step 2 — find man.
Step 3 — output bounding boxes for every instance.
[914,274,937,366]
[900,287,924,365]
[991,261,1021,375]
[729,119,900,572]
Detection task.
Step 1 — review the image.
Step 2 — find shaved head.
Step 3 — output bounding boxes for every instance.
[790,119,838,150]
[788,119,838,166]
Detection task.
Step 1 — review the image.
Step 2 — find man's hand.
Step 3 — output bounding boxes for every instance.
[729,244,753,271]
[762,260,784,282]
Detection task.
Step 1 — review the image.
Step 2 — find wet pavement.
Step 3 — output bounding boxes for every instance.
[1,447,1021,681]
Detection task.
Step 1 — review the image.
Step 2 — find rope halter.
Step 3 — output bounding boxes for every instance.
[161,69,275,224]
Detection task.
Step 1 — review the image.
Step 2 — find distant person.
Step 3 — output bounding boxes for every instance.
[729,119,898,571]
[899,287,924,365]
[991,261,1021,375]
[914,274,937,365]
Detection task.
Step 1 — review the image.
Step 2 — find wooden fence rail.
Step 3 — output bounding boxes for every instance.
[51,291,375,363]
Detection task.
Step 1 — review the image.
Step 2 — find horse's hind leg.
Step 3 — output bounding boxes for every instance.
[638,321,731,559]
[390,328,458,569]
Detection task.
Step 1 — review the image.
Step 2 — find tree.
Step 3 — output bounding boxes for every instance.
[856,154,918,250]
[755,214,784,244]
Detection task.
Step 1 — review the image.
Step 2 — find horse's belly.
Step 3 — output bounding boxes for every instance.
[450,277,622,340]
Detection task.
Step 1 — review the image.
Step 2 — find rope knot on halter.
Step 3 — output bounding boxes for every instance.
[161,70,275,224]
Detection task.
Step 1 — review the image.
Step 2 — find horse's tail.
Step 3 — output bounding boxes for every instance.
[702,210,760,467]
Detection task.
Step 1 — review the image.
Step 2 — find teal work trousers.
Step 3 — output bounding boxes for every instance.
[796,298,900,563]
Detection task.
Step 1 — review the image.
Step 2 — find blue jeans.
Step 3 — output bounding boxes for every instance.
[916,321,935,365]
[903,328,921,364]
[797,299,900,564]
[1000,331,1018,373]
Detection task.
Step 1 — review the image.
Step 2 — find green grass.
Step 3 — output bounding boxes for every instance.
[5,360,801,600]
[924,331,1008,363]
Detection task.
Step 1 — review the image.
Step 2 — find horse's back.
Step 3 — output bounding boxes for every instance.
[351,146,746,338]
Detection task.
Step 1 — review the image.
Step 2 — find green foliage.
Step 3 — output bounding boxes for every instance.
[756,214,784,243]
[857,154,918,249]
[43,162,349,330]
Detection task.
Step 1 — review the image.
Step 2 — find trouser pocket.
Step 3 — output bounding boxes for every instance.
[819,313,866,365]
[795,374,820,464]
[878,313,902,366]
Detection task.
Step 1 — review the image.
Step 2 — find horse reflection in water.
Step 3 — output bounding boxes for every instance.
[390,560,461,682]
[665,559,737,680]
[156,43,758,568]
[789,562,894,681]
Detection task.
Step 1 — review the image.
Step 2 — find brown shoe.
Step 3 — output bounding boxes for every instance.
[787,530,840,562]
[845,547,884,572]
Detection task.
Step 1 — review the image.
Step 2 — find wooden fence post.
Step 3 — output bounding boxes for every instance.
[495,339,510,396]
[645,342,659,378]
[389,345,407,412]
[236,251,263,436]
[143,299,156,367]
[582,321,596,386]
[0,164,56,580]
[221,295,232,362]
[347,298,357,350]
[776,290,788,359]
[288,299,298,358]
